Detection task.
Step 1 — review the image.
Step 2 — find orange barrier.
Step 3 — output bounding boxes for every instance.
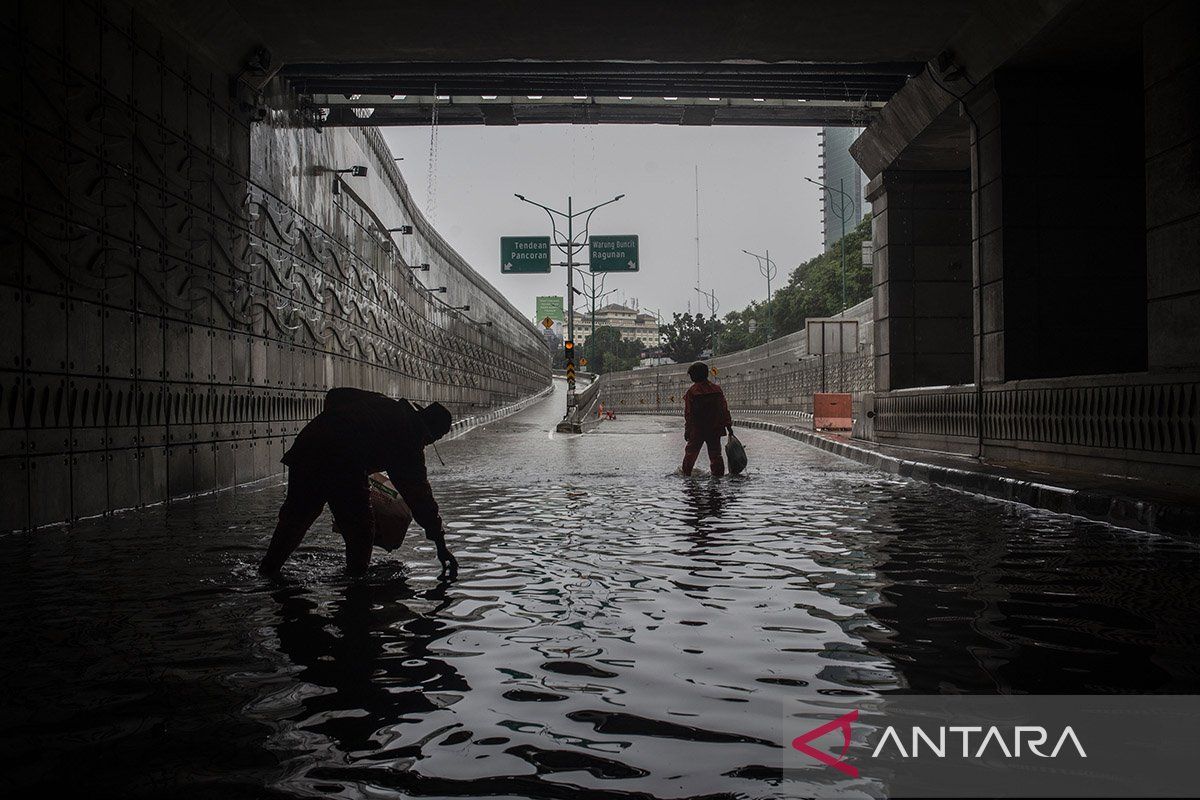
[813,393,852,431]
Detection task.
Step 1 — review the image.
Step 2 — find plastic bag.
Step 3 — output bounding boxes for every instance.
[369,473,412,551]
[725,433,748,476]
[332,473,414,551]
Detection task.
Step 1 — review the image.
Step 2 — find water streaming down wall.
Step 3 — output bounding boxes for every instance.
[0,1,550,530]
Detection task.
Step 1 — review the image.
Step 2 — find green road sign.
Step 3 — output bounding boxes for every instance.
[535,295,564,322]
[501,236,551,273]
[589,235,639,272]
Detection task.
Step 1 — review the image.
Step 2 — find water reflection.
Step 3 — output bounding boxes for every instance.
[269,577,464,758]
[859,493,1200,693]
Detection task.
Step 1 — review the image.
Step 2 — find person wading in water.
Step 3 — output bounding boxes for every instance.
[681,362,733,477]
[259,387,459,579]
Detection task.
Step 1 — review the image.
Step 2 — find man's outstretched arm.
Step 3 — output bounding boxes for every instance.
[387,454,458,578]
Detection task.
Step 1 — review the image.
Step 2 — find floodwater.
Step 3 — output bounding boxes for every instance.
[2,381,1199,798]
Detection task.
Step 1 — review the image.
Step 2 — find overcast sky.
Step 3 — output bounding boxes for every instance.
[383,124,825,322]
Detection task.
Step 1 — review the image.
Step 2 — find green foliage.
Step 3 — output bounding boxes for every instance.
[585,326,644,374]
[721,214,874,355]
[715,301,772,356]
[659,312,723,364]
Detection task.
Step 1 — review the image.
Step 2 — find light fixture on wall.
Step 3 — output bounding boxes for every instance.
[387,225,414,235]
[408,263,431,271]
[451,305,471,312]
[331,165,367,195]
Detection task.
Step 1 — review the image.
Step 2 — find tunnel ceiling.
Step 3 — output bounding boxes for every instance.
[289,62,917,127]
[219,0,980,65]
[133,0,984,125]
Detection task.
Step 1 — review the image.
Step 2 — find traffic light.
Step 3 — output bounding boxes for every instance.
[564,340,574,361]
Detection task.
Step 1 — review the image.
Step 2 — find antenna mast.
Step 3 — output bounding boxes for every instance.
[694,164,701,290]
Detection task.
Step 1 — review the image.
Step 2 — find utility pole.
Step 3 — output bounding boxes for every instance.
[804,176,855,312]
[514,192,624,415]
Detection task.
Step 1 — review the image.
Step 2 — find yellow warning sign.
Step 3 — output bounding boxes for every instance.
[542,316,554,329]
[580,357,588,367]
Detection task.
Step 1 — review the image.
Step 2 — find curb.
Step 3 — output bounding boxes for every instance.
[734,417,1200,541]
[445,384,554,441]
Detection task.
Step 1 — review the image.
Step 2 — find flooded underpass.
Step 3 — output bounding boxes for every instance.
[3,381,1199,798]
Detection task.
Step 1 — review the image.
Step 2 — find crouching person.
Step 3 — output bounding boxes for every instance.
[682,362,733,477]
[259,387,458,578]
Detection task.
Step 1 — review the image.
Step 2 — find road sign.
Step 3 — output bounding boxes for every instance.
[541,316,554,329]
[589,235,639,272]
[535,295,564,322]
[501,236,551,273]
[580,357,588,366]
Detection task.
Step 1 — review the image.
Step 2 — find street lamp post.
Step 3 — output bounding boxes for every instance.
[575,268,616,367]
[514,192,624,415]
[695,287,720,356]
[742,248,778,354]
[804,176,855,312]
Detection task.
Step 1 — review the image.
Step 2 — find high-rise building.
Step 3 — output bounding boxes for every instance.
[817,127,868,252]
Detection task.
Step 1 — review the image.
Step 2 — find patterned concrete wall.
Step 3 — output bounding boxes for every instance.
[0,0,549,530]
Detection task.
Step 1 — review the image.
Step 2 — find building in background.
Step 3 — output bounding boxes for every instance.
[817,127,868,252]
[571,304,661,350]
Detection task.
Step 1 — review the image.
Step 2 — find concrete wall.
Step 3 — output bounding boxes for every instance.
[867,169,973,391]
[1145,0,1200,372]
[602,299,874,419]
[853,0,1199,489]
[0,0,550,530]
[968,68,1148,383]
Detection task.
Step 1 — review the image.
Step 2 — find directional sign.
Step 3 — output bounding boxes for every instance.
[589,235,639,273]
[501,236,551,273]
[541,316,554,329]
[535,295,564,322]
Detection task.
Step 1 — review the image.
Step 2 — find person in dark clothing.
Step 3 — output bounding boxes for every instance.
[259,387,458,579]
[682,362,733,477]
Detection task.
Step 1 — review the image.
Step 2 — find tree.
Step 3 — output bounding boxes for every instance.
[659,312,722,364]
[586,326,643,374]
[716,302,771,355]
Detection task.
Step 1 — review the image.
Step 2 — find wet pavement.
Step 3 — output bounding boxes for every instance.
[2,380,1199,798]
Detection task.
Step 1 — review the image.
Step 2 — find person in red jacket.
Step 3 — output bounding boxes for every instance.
[259,387,458,579]
[682,362,733,477]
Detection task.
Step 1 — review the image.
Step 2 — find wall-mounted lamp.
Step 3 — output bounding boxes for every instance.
[421,286,447,294]
[388,225,414,235]
[451,304,471,312]
[334,165,368,177]
[407,262,431,271]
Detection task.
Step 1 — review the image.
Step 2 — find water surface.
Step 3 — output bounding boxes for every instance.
[2,383,1198,797]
